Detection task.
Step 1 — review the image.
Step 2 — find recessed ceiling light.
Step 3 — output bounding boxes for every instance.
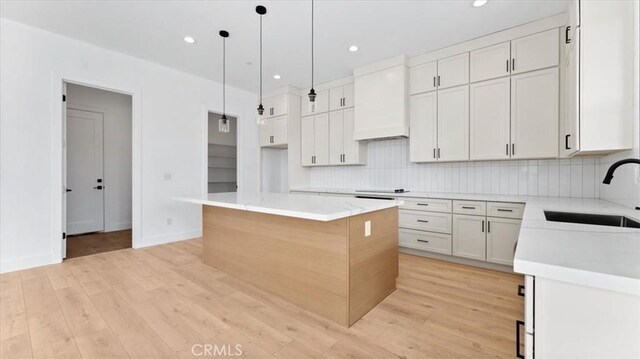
[349,45,359,52]
[472,0,488,7]
[184,36,196,44]
[273,74,281,80]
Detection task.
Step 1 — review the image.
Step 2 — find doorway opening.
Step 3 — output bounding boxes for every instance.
[63,82,133,258]
[207,111,238,193]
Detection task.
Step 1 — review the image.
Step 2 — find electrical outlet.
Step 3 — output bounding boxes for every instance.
[164,173,172,181]
[166,217,172,225]
[364,220,371,237]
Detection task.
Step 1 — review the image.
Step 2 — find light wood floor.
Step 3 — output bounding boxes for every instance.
[1,238,524,358]
[66,230,132,259]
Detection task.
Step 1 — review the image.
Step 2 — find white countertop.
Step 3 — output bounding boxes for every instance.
[176,192,402,221]
[292,187,640,296]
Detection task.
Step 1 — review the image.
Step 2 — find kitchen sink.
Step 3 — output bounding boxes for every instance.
[544,211,640,228]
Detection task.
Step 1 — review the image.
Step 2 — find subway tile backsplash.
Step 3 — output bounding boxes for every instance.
[309,138,601,198]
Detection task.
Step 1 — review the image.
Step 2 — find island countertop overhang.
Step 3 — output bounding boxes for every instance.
[177,192,403,221]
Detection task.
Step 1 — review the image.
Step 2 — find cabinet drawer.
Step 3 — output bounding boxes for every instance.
[399,229,452,255]
[399,210,452,234]
[453,200,486,215]
[487,202,525,219]
[400,198,452,213]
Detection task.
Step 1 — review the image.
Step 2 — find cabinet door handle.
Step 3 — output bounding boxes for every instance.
[416,239,430,243]
[517,284,525,297]
[481,220,485,233]
[511,58,515,72]
[516,320,525,359]
[565,134,571,150]
[565,26,571,44]
[437,75,441,87]
[417,219,429,223]
[512,143,515,156]
[506,144,510,156]
[506,59,510,73]
[433,76,436,88]
[437,148,441,158]
[487,220,491,233]
[433,148,436,159]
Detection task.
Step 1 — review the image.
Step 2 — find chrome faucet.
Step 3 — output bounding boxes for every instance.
[602,158,640,184]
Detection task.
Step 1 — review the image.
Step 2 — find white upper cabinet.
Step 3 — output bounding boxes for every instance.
[259,118,274,147]
[511,67,559,159]
[264,94,287,118]
[354,57,408,140]
[301,113,329,166]
[437,86,469,162]
[410,92,438,162]
[561,0,634,156]
[301,89,329,117]
[329,83,354,111]
[329,108,365,165]
[470,42,511,82]
[511,29,559,75]
[437,53,469,89]
[273,115,287,145]
[409,61,437,95]
[470,77,511,160]
[329,111,344,165]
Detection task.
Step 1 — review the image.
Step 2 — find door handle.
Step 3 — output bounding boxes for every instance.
[416,239,429,243]
[516,320,525,359]
[437,148,441,158]
[93,186,103,190]
[462,206,476,209]
[433,148,436,159]
[506,144,509,156]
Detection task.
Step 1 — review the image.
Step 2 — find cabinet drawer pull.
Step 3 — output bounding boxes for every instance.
[417,219,429,223]
[462,206,476,210]
[416,203,429,206]
[497,208,513,212]
[516,320,525,359]
[416,239,430,243]
[517,284,525,297]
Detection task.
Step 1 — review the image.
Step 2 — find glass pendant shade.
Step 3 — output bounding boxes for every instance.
[219,114,229,133]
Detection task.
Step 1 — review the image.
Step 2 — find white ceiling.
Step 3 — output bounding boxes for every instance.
[0,0,567,93]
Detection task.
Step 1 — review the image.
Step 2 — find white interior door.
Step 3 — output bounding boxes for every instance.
[66,108,105,235]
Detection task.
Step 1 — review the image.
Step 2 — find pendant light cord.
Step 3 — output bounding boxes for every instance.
[222,36,226,116]
[311,0,314,89]
[260,14,263,105]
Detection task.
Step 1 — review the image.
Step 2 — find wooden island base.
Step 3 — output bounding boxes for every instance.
[202,205,398,327]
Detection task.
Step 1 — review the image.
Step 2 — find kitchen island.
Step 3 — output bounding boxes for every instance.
[179,192,402,327]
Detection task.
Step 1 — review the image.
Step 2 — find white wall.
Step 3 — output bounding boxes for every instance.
[0,18,259,273]
[598,1,640,210]
[67,83,132,232]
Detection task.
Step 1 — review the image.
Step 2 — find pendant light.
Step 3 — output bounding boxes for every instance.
[256,5,267,125]
[307,0,316,113]
[218,30,230,133]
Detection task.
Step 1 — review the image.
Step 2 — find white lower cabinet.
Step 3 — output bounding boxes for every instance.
[399,228,452,255]
[301,113,329,166]
[452,214,486,261]
[486,217,521,265]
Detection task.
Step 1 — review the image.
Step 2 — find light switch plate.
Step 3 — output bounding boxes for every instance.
[364,220,371,237]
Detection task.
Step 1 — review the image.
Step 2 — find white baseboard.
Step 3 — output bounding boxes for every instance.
[135,229,202,249]
[104,222,133,232]
[0,253,59,274]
